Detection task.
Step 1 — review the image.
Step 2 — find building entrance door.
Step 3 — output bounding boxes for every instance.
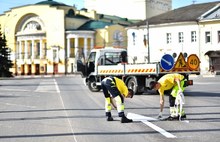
[21,65,25,75]
[28,64,31,75]
[35,64,40,75]
[53,63,58,74]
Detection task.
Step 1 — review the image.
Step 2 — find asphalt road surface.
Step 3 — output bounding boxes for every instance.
[0,75,219,142]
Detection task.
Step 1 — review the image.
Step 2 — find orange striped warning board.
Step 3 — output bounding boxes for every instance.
[98,68,156,74]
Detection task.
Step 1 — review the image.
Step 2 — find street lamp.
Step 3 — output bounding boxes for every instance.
[146,20,150,63]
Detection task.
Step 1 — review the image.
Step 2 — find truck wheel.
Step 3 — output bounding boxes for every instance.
[88,80,101,92]
[127,77,138,95]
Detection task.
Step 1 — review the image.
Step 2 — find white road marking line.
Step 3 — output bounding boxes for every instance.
[83,78,87,86]
[53,79,78,142]
[35,79,57,92]
[182,120,189,123]
[54,79,60,93]
[0,88,30,92]
[0,102,36,109]
[127,113,176,138]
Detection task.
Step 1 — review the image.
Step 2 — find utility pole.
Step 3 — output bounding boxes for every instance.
[146,20,150,63]
[145,0,150,63]
[192,0,197,4]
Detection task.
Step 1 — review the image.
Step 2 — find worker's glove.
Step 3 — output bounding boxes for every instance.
[157,112,163,119]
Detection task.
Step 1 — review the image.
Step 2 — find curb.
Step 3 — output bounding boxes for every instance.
[189,74,216,78]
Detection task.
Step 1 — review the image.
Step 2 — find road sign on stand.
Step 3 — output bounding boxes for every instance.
[160,54,174,71]
[187,54,200,70]
[174,53,187,70]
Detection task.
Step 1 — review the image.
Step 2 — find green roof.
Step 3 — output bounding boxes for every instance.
[78,20,114,30]
[35,0,67,6]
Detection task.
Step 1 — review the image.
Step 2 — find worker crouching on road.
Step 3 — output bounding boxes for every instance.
[101,76,134,123]
[149,73,186,120]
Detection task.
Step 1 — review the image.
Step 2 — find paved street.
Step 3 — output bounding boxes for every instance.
[0,75,219,142]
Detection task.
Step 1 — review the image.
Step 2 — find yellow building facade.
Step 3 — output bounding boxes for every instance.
[0,0,129,76]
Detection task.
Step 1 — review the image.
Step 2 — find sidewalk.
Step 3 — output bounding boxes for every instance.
[12,74,79,79]
[189,72,217,78]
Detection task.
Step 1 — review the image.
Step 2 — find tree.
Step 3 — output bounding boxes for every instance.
[0,25,13,77]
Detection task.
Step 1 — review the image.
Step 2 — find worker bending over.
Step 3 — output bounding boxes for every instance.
[101,76,134,123]
[150,73,186,120]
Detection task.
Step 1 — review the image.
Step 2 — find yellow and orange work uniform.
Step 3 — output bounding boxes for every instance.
[101,76,128,117]
[158,73,185,97]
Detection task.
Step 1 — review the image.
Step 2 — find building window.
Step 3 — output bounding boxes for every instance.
[113,30,123,47]
[178,32,184,43]
[205,31,211,43]
[166,33,171,44]
[191,31,197,42]
[24,21,41,31]
[218,31,220,43]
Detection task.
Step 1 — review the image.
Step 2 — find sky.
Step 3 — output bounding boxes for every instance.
[0,0,220,14]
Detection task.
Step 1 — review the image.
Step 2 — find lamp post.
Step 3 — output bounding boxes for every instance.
[146,20,150,63]
[145,0,150,63]
[15,54,17,76]
[65,45,67,75]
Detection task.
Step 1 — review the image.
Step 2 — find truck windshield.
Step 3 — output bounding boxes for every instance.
[88,52,96,62]
[104,52,121,65]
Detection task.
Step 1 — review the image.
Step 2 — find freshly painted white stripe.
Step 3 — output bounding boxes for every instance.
[127,113,176,138]
[127,112,157,121]
[142,120,176,138]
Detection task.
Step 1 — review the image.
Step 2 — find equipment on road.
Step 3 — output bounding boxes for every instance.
[175,90,185,121]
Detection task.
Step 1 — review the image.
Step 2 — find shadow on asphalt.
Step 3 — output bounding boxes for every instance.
[184,91,220,97]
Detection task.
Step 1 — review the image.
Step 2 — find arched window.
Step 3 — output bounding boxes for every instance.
[24,21,42,31]
[67,9,75,17]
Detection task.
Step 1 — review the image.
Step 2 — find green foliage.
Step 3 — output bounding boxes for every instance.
[0,25,13,77]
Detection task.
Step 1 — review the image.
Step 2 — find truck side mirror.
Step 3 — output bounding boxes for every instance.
[121,51,127,63]
[101,58,104,65]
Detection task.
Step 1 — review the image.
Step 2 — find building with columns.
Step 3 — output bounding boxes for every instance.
[0,0,133,76]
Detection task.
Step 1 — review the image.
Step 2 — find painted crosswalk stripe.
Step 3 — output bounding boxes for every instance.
[127,113,176,138]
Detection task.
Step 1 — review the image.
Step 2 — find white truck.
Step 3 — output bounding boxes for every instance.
[77,47,200,94]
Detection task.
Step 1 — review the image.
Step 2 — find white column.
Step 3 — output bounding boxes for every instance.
[91,37,94,49]
[19,41,22,59]
[25,40,28,59]
[67,38,70,58]
[74,37,79,58]
[84,37,88,58]
[40,39,43,59]
[31,40,34,60]
[74,37,79,72]
[16,41,19,60]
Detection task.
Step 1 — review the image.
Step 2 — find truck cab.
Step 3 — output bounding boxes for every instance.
[77,47,127,92]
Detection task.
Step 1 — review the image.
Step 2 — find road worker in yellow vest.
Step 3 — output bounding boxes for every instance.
[101,76,134,123]
[150,73,186,120]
